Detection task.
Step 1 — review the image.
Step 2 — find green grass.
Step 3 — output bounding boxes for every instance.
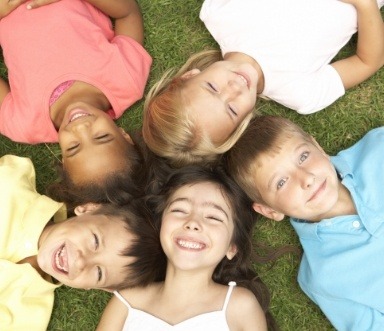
[0,1,383,330]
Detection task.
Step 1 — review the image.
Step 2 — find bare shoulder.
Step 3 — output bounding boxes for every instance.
[226,287,268,331]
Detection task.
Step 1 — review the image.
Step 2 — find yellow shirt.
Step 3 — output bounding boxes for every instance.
[0,155,66,331]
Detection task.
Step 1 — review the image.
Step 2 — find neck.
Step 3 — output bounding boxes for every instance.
[49,82,110,129]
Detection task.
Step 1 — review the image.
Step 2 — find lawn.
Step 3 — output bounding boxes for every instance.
[0,1,383,330]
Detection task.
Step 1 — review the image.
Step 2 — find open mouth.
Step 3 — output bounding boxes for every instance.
[176,238,205,250]
[53,244,68,274]
[69,111,91,122]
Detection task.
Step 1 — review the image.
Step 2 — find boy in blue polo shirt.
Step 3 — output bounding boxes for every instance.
[226,115,384,331]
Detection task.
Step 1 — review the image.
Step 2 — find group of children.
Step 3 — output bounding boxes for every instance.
[0,0,383,330]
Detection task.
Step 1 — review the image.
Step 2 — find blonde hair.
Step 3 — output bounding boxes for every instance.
[143,49,258,168]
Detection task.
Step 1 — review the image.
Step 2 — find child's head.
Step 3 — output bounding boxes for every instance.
[50,121,143,210]
[143,50,258,167]
[226,115,340,222]
[37,202,164,291]
[148,165,256,280]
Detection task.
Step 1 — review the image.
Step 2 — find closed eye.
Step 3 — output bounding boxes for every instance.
[93,233,99,250]
[228,104,237,116]
[67,143,79,152]
[95,134,109,140]
[97,266,102,282]
[206,216,223,222]
[207,82,218,93]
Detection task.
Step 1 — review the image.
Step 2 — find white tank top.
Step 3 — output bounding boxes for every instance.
[114,281,236,331]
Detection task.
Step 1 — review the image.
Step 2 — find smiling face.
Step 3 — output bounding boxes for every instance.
[252,134,344,222]
[181,60,258,144]
[160,182,237,273]
[58,102,133,185]
[37,210,136,290]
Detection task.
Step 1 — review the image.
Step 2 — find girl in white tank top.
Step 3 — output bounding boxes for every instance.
[97,167,279,331]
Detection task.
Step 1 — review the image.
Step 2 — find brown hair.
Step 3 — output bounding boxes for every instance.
[226,115,313,202]
[92,202,166,291]
[146,165,287,330]
[143,50,257,168]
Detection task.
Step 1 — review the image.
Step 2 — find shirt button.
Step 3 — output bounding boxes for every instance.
[352,221,360,229]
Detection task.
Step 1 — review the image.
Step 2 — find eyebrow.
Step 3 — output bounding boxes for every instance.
[168,197,229,220]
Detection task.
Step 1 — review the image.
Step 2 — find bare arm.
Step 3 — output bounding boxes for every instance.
[26,0,144,44]
[331,0,384,89]
[96,293,128,331]
[0,77,10,107]
[83,0,144,45]
[0,0,28,19]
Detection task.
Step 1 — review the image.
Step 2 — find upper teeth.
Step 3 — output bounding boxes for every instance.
[70,113,89,122]
[178,239,204,249]
[55,246,68,273]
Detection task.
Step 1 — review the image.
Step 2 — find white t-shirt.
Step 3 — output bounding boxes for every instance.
[200,0,383,114]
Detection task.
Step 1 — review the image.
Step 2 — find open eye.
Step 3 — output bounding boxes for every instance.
[299,152,309,164]
[277,178,287,190]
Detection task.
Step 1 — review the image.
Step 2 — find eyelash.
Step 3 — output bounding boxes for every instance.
[67,144,79,152]
[95,134,109,140]
[207,82,218,92]
[207,216,223,222]
[93,234,102,282]
[228,104,237,116]
[299,152,309,164]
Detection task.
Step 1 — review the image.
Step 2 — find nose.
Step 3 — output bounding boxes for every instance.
[183,215,202,232]
[225,78,242,97]
[300,170,315,189]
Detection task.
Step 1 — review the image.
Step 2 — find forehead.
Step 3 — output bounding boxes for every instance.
[169,181,230,206]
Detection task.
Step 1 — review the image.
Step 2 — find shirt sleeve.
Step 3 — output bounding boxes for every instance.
[266,64,345,114]
[0,260,57,331]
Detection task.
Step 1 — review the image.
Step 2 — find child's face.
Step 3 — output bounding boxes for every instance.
[160,181,237,272]
[58,102,132,184]
[181,60,258,144]
[252,134,342,222]
[37,211,135,290]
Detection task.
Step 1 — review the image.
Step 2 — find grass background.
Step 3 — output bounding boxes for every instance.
[0,1,383,330]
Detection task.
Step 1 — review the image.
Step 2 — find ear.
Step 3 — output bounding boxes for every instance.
[74,203,101,216]
[252,202,285,221]
[226,244,238,260]
[180,68,201,80]
[119,127,134,145]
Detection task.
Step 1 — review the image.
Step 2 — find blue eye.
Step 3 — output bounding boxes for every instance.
[277,178,287,189]
[299,152,309,164]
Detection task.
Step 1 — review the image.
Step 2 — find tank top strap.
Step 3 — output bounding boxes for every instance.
[222,281,237,312]
[113,290,132,309]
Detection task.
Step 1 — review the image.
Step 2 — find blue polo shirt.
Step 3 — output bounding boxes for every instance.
[291,127,384,331]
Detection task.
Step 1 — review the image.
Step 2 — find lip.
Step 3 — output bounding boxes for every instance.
[51,243,69,275]
[175,236,206,251]
[65,108,92,127]
[308,179,327,202]
[235,71,251,89]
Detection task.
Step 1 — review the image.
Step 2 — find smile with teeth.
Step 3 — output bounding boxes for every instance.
[177,239,205,250]
[70,112,90,122]
[55,245,68,273]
